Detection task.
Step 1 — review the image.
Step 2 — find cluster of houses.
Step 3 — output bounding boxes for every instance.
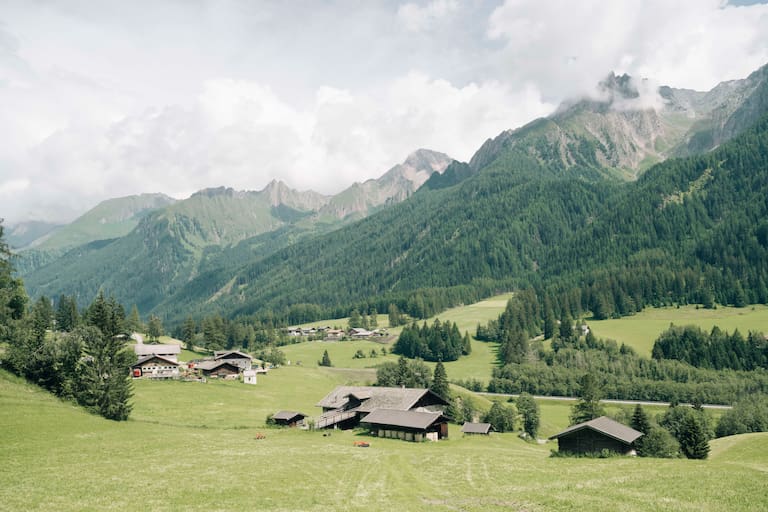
[274,385,643,454]
[286,326,388,340]
[131,344,268,384]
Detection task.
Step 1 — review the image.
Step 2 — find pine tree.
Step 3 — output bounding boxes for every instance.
[679,414,710,459]
[319,349,333,367]
[348,308,362,329]
[74,325,133,421]
[631,404,652,434]
[55,295,79,332]
[462,332,472,355]
[430,361,450,400]
[369,307,378,328]
[126,305,143,333]
[569,372,605,425]
[182,317,197,349]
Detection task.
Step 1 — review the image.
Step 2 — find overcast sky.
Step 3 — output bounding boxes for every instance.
[2,0,768,223]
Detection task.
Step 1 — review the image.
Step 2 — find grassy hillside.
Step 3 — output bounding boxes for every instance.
[1,370,765,511]
[588,305,768,356]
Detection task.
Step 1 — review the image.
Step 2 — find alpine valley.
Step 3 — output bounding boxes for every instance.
[13,63,768,328]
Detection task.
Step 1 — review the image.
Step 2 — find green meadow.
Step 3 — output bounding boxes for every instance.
[588,304,768,356]
[1,369,766,512]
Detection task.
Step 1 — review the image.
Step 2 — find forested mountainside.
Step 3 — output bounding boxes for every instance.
[20,150,451,313]
[159,109,768,324]
[17,64,768,325]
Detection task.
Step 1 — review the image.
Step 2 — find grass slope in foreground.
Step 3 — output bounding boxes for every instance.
[1,370,766,512]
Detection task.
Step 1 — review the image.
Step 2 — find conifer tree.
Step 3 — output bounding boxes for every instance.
[430,361,450,401]
[679,414,710,459]
[319,349,333,367]
[516,393,540,438]
[147,314,163,342]
[569,372,605,425]
[631,404,652,434]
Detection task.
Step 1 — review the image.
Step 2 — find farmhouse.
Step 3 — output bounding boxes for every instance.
[133,344,181,362]
[362,409,449,441]
[272,410,307,427]
[315,386,449,430]
[549,416,643,455]
[213,350,253,371]
[132,355,179,379]
[195,360,240,379]
[461,422,493,435]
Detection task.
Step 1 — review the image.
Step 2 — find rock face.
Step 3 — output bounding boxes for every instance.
[318,149,453,219]
[470,65,768,181]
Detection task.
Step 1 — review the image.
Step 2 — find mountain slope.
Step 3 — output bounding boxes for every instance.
[5,221,61,249]
[21,150,452,311]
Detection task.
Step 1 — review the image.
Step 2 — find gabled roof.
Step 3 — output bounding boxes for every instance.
[316,386,448,412]
[195,360,240,371]
[461,422,493,434]
[133,355,179,367]
[549,416,643,444]
[134,344,181,356]
[214,350,252,360]
[273,410,307,421]
[361,409,446,430]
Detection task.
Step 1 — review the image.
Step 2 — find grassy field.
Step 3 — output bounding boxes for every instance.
[589,305,768,356]
[1,369,765,512]
[287,293,513,384]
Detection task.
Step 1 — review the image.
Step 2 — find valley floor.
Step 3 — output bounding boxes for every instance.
[1,370,766,512]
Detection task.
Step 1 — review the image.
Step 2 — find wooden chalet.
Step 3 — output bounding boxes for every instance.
[133,344,181,362]
[213,350,253,371]
[195,360,241,379]
[315,386,449,430]
[361,409,449,441]
[132,355,179,379]
[272,410,307,427]
[549,416,643,455]
[461,422,493,435]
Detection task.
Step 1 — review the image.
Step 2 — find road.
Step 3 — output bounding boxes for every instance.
[477,392,733,410]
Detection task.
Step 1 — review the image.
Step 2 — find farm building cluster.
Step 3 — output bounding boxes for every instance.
[131,344,268,383]
[286,326,389,340]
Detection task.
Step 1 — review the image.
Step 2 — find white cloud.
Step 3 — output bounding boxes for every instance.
[398,0,459,32]
[487,0,768,99]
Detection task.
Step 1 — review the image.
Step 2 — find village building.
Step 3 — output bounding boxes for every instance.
[361,409,449,441]
[195,360,241,379]
[213,350,253,371]
[243,369,258,385]
[315,386,449,430]
[461,422,493,435]
[272,410,307,427]
[133,344,181,362]
[131,355,180,379]
[349,327,374,338]
[549,416,643,455]
[324,329,345,340]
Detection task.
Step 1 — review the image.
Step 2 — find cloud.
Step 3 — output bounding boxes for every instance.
[398,0,460,32]
[487,0,768,100]
[3,74,552,222]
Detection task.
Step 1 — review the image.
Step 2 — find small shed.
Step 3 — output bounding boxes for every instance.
[243,369,257,385]
[549,416,643,455]
[461,422,493,435]
[272,410,307,427]
[361,409,448,441]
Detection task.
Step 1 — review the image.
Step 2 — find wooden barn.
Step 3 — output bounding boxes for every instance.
[461,422,493,435]
[213,350,253,371]
[272,410,307,427]
[361,409,449,441]
[549,416,643,455]
[315,386,449,430]
[195,360,240,379]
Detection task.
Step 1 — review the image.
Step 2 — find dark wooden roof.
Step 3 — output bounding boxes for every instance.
[461,422,493,434]
[549,416,643,444]
[316,386,448,412]
[195,360,240,372]
[132,355,179,367]
[361,409,446,430]
[273,410,307,421]
[214,350,252,360]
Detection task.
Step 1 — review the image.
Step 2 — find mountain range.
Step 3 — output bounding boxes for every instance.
[14,63,768,325]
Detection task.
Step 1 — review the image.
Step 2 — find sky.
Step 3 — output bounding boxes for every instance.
[1,0,768,224]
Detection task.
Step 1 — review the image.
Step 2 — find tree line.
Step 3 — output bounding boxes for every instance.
[393,319,471,362]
